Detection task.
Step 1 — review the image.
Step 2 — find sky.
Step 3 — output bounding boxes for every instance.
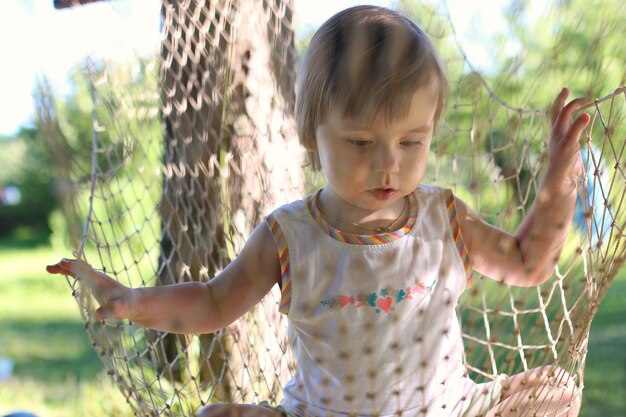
[0,0,507,136]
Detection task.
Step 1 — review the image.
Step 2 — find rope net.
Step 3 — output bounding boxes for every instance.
[42,0,626,416]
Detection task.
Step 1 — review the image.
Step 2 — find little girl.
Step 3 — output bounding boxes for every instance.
[47,6,590,417]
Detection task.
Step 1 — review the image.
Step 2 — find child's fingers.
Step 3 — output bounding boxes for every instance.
[46,260,76,277]
[549,88,569,125]
[566,112,591,145]
[46,263,63,274]
[552,97,588,137]
[47,259,127,320]
[46,258,94,280]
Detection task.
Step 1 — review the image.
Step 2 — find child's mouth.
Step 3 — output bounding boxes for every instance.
[372,188,398,200]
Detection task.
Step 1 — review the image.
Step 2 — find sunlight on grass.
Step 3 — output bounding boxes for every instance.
[0,243,132,417]
[0,265,77,320]
[583,278,626,416]
[0,375,133,417]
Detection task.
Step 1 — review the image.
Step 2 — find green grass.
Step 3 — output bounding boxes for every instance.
[582,277,626,415]
[0,239,624,416]
[0,241,133,417]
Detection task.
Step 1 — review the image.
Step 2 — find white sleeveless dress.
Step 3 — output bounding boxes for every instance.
[265,185,496,417]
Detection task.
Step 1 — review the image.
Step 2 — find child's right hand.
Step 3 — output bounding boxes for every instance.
[46,259,135,321]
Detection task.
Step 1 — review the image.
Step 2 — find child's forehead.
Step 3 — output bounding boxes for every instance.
[329,82,440,127]
[329,115,434,136]
[332,108,410,129]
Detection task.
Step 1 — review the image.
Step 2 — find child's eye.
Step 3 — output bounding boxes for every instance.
[400,140,423,148]
[347,139,372,148]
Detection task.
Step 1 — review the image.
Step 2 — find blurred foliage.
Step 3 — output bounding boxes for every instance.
[2,0,623,244]
[0,126,56,239]
[396,0,625,226]
[11,58,161,250]
[0,64,98,241]
[496,0,625,104]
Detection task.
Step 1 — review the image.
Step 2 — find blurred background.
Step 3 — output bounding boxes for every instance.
[0,0,624,416]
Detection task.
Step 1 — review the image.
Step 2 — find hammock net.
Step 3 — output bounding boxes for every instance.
[40,0,626,416]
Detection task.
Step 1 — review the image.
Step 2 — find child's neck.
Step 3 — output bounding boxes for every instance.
[316,190,409,234]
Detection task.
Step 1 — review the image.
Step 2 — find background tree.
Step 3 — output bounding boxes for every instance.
[0,127,55,239]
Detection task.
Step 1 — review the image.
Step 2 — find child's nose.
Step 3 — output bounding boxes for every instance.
[375,145,400,173]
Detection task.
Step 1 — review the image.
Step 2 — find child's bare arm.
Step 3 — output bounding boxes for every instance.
[456,88,590,287]
[46,222,281,333]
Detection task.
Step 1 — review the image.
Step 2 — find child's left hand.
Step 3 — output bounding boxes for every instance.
[47,258,136,321]
[546,88,591,192]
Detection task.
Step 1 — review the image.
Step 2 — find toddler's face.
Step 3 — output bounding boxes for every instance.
[314,84,437,216]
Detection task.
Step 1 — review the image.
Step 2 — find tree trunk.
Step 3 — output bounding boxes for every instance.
[156,0,300,402]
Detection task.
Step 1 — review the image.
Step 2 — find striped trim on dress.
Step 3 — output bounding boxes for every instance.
[266,214,292,314]
[306,191,418,245]
[445,191,474,288]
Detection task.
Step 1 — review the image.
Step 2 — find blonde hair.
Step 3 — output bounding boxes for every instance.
[295,6,449,170]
